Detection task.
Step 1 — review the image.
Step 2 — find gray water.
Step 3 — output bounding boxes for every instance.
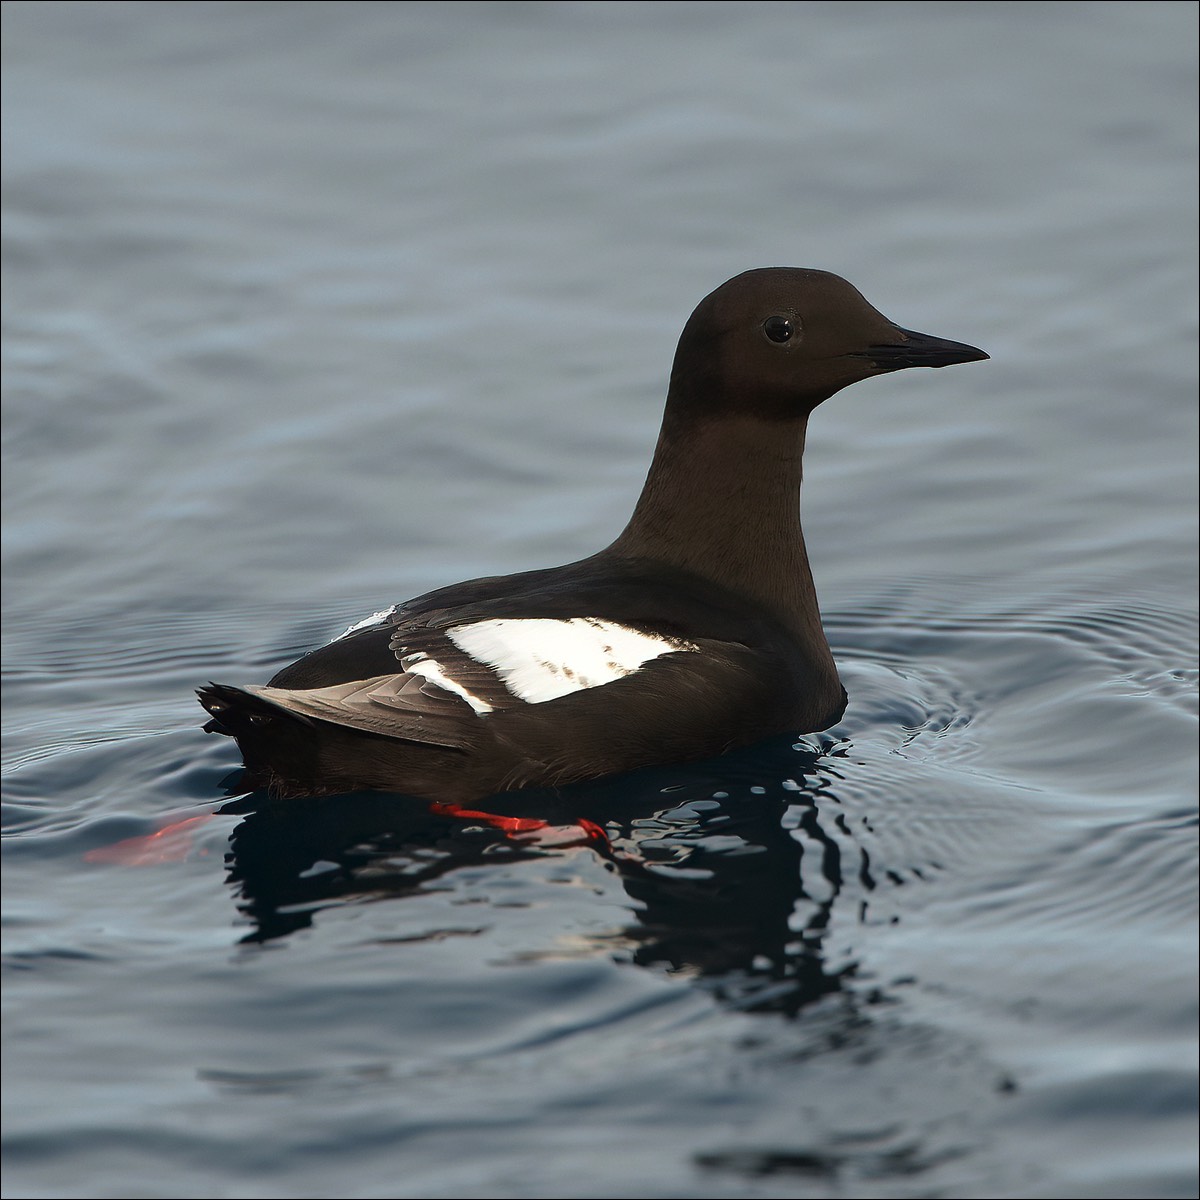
[2,3,1197,1198]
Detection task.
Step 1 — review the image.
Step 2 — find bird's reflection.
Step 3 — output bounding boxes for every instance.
[217,735,860,1017]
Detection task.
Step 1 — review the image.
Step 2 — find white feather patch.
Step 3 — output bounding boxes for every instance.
[333,607,397,642]
[446,617,696,704]
[401,652,494,715]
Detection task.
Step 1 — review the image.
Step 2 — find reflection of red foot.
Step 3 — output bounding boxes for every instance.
[430,803,606,851]
[577,817,612,850]
[83,814,215,866]
[574,817,649,870]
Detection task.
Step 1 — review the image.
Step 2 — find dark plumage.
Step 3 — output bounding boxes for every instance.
[199,268,987,799]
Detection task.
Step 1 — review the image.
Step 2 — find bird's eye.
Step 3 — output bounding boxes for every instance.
[763,315,794,344]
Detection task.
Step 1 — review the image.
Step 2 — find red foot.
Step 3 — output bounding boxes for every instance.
[83,814,215,866]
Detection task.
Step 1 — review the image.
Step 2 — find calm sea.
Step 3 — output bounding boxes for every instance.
[3,3,1197,1197]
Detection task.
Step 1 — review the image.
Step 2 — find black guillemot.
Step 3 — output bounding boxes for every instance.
[199,268,987,799]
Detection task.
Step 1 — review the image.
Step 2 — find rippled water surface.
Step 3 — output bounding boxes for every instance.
[3,4,1197,1198]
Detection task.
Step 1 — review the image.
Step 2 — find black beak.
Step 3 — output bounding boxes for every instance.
[859,326,989,371]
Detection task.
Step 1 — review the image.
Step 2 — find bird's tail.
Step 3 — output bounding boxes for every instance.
[197,682,323,791]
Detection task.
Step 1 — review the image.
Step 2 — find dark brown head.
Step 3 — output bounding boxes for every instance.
[667,267,988,422]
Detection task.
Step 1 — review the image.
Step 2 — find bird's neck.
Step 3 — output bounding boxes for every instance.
[607,412,832,658]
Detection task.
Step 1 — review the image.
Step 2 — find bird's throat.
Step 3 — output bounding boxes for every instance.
[608,414,830,657]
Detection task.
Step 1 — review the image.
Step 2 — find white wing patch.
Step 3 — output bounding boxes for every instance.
[332,607,397,642]
[399,652,494,715]
[446,617,697,705]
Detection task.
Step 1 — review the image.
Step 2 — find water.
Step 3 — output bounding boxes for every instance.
[2,3,1196,1197]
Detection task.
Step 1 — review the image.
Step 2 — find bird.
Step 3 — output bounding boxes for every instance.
[199,268,987,801]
